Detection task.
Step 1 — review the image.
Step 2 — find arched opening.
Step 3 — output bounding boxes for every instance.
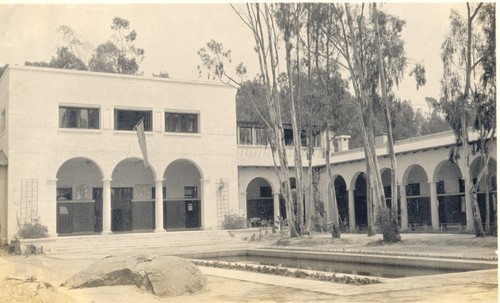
[111,158,155,232]
[433,160,465,228]
[404,165,430,228]
[470,157,497,226]
[334,176,349,230]
[164,159,202,230]
[56,157,103,235]
[353,173,367,230]
[246,177,274,227]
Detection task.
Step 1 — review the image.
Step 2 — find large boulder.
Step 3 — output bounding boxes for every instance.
[65,254,206,297]
[140,256,206,296]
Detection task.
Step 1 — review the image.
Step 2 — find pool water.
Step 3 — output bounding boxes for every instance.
[202,255,468,278]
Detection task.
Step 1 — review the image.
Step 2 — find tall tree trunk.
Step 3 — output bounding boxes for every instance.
[305,7,314,234]
[247,3,298,237]
[283,4,304,235]
[373,4,401,242]
[344,4,386,218]
[462,3,484,237]
[484,160,490,234]
[325,124,340,238]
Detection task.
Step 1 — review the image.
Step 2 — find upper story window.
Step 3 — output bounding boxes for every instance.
[59,106,99,129]
[254,127,267,145]
[238,126,252,145]
[115,109,152,131]
[165,112,198,133]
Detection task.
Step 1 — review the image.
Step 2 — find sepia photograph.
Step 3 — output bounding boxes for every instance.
[0,1,497,302]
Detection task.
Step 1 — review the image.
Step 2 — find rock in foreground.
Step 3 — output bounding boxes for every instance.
[65,254,206,297]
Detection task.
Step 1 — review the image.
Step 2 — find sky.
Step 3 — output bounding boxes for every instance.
[0,2,466,114]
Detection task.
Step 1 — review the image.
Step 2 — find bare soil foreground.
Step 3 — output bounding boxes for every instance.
[0,233,497,302]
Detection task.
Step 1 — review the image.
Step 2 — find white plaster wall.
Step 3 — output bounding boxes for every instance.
[0,167,7,244]
[0,71,8,244]
[4,66,237,239]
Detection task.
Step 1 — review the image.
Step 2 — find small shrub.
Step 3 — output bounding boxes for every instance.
[375,207,401,243]
[222,213,247,230]
[17,221,48,239]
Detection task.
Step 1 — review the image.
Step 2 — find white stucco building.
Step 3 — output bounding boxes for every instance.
[0,66,496,244]
[0,66,240,243]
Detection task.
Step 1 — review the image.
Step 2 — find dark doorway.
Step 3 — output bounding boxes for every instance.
[185,200,201,228]
[111,187,133,232]
[354,174,368,229]
[334,177,349,230]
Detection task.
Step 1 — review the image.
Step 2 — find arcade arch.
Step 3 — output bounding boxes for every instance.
[163,159,203,230]
[333,175,349,229]
[56,157,103,235]
[352,172,367,230]
[403,164,430,227]
[111,158,156,232]
[433,160,465,227]
[246,177,274,226]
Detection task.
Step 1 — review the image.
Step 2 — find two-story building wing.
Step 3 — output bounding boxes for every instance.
[0,66,496,244]
[0,66,238,242]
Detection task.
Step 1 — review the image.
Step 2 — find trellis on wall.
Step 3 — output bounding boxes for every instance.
[19,178,39,225]
[216,178,229,227]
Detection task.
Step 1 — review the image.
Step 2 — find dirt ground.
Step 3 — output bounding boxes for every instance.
[0,233,497,302]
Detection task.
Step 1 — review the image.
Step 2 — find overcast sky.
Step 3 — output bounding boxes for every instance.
[0,2,465,113]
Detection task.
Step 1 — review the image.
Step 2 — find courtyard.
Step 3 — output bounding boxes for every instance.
[0,232,497,302]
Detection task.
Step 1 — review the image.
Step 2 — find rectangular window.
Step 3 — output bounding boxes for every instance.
[165,112,198,133]
[406,183,420,196]
[260,186,272,198]
[115,109,152,131]
[458,178,465,193]
[284,129,294,146]
[437,181,445,194]
[57,188,72,201]
[254,127,267,145]
[238,126,253,145]
[383,186,392,198]
[184,186,198,198]
[59,106,99,129]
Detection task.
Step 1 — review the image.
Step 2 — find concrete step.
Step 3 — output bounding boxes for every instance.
[18,229,250,254]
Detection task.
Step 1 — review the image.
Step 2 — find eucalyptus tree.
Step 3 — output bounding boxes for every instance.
[89,17,145,75]
[439,3,496,236]
[198,4,301,236]
[301,3,350,237]
[57,25,93,65]
[306,3,425,241]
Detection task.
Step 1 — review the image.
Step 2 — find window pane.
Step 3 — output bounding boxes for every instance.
[88,109,99,129]
[78,109,88,128]
[255,128,267,145]
[115,110,152,131]
[59,108,68,128]
[406,183,420,196]
[68,108,78,128]
[165,113,198,133]
[59,106,100,129]
[239,127,252,144]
